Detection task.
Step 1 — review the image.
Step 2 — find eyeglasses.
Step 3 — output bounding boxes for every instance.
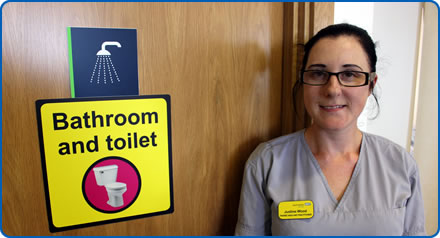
[300,70,375,87]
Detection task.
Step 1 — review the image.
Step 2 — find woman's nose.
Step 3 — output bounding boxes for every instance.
[323,75,342,96]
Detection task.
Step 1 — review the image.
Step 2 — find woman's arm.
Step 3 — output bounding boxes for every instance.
[235,144,272,236]
[402,157,426,236]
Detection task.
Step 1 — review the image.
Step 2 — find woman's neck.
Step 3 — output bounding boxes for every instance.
[304,124,363,159]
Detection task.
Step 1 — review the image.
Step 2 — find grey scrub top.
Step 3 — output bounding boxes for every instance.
[235,130,426,236]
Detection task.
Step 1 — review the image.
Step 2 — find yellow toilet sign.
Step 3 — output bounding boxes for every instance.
[36,95,173,232]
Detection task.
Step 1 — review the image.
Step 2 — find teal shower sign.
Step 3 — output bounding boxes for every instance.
[67,27,139,98]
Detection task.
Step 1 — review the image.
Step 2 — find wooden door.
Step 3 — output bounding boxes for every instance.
[2,2,332,235]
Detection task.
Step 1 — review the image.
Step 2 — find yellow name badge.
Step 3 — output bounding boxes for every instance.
[278,200,314,219]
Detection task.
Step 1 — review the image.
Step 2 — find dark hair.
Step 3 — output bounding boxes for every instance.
[301,23,377,72]
[293,23,380,120]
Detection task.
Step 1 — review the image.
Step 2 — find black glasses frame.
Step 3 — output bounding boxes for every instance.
[300,70,375,87]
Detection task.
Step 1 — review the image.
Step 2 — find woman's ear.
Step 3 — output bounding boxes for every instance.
[369,74,378,94]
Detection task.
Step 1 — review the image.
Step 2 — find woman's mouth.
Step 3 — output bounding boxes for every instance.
[320,105,346,112]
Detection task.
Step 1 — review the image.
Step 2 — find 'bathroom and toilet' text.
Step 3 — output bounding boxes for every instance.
[50,110,160,156]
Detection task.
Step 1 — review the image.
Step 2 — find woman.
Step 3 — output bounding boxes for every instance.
[235,23,426,236]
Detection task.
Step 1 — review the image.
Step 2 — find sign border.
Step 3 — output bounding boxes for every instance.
[35,95,174,233]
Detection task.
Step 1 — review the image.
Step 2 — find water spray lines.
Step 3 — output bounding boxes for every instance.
[90,41,121,84]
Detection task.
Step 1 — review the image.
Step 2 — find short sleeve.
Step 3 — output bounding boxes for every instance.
[235,144,272,236]
[403,159,426,236]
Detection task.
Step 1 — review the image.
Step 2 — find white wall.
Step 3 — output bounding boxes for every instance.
[335,2,421,150]
[369,3,421,149]
[334,2,374,34]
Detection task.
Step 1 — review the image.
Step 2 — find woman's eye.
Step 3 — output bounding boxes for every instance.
[341,71,363,81]
[342,71,355,78]
[311,71,326,77]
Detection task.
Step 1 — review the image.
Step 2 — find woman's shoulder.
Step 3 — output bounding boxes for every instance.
[363,132,408,154]
[362,131,418,171]
[254,130,305,155]
[266,129,305,148]
[246,130,305,166]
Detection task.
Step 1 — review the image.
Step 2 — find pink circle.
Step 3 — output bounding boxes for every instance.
[83,157,141,212]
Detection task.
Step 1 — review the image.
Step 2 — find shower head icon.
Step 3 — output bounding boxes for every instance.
[90,41,122,84]
[97,41,122,56]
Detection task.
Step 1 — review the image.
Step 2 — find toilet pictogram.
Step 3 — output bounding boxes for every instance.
[93,165,127,207]
[83,157,141,213]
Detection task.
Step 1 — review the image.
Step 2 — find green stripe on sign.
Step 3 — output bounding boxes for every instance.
[67,27,75,98]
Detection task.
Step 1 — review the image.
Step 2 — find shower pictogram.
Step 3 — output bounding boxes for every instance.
[90,41,122,84]
[68,27,138,97]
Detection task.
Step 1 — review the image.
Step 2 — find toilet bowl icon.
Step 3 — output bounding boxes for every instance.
[93,165,127,207]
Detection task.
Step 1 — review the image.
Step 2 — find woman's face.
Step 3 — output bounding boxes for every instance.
[303,36,372,132]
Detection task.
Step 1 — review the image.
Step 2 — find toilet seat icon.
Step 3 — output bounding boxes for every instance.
[93,165,127,207]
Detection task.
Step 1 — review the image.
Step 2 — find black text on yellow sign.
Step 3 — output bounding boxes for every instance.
[52,110,159,155]
[278,200,314,219]
[36,95,173,232]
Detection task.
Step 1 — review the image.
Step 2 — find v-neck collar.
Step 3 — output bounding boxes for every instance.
[300,129,365,211]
